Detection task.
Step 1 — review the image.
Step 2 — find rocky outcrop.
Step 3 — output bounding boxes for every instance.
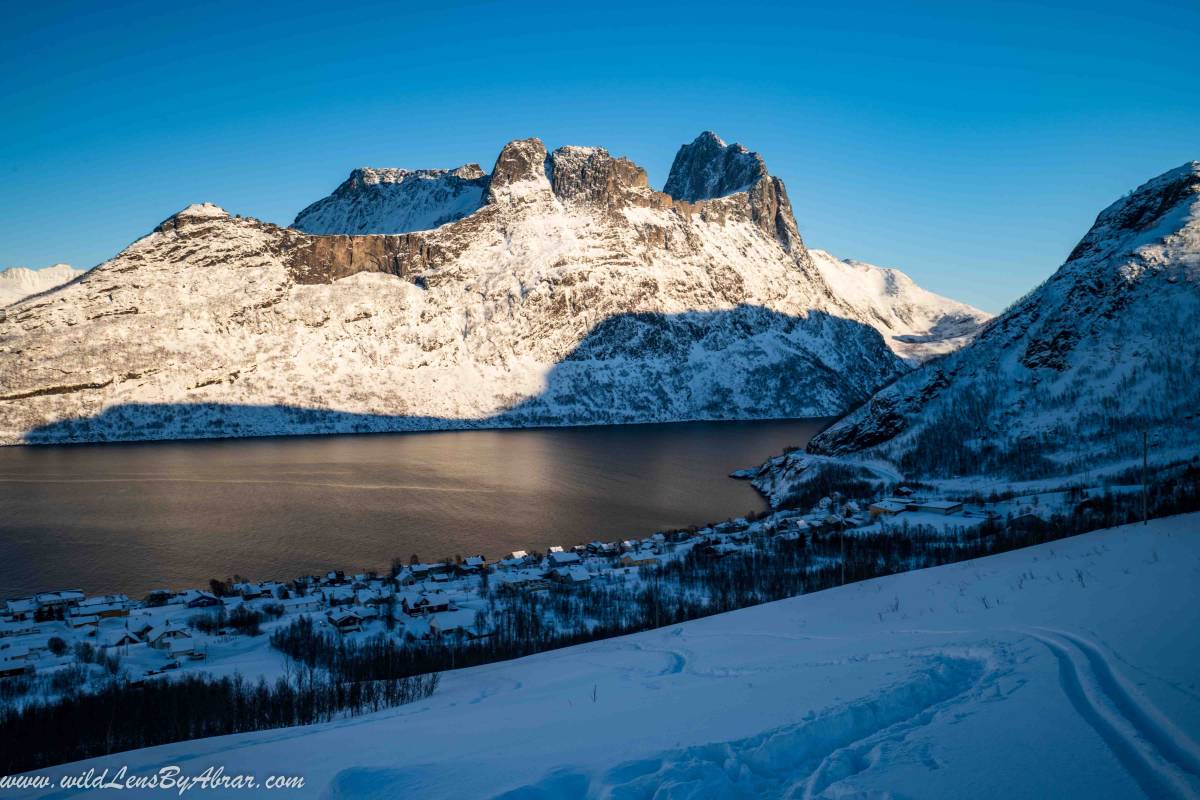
[486,138,552,203]
[285,231,443,284]
[663,132,768,201]
[546,146,657,208]
[662,132,803,254]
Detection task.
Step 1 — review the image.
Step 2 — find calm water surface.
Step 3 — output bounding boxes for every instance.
[0,419,828,598]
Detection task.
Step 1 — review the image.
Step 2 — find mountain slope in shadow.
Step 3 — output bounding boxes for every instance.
[23,306,896,445]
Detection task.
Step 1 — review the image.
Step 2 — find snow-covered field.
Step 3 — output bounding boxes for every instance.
[10,514,1200,799]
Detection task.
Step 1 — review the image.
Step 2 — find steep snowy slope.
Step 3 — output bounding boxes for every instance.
[809,249,991,364]
[804,161,1200,480]
[0,264,83,307]
[292,165,488,234]
[0,135,908,445]
[11,514,1200,799]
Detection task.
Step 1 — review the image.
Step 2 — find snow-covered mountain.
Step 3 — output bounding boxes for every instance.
[801,161,1200,480]
[0,133,981,445]
[809,249,990,364]
[0,264,83,307]
[292,164,489,235]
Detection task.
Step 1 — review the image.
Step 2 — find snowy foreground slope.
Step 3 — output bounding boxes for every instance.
[0,132,984,445]
[0,265,83,307]
[801,161,1200,481]
[16,514,1200,799]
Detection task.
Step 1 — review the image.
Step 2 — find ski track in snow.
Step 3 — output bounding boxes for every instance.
[484,653,990,800]
[1028,628,1200,799]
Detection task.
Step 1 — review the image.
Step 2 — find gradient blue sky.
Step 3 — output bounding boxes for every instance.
[2,0,1197,312]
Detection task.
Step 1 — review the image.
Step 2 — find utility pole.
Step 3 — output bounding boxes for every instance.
[1142,428,1149,526]
[839,508,846,586]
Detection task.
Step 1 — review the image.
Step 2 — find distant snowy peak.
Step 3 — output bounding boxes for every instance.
[0,263,84,307]
[809,249,992,364]
[663,131,768,202]
[293,163,489,235]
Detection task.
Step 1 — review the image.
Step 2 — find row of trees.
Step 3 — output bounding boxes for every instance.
[0,664,438,774]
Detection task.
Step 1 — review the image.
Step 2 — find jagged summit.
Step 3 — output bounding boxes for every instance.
[545,146,652,206]
[663,132,770,202]
[485,137,552,203]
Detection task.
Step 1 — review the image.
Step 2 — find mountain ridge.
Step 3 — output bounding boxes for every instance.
[0,133,986,446]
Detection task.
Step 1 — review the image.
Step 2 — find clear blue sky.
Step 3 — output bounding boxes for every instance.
[2,0,1197,312]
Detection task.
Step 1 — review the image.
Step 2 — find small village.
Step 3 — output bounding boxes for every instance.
[0,485,1048,704]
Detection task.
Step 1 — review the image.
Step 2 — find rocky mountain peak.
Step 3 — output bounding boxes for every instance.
[546,146,653,207]
[154,203,230,234]
[663,132,769,202]
[486,138,552,203]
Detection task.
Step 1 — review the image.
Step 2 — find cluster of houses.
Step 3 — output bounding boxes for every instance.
[0,528,694,686]
[0,484,994,692]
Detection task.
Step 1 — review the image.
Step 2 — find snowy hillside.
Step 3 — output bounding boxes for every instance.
[809,249,991,364]
[0,264,83,307]
[292,165,488,235]
[801,161,1200,481]
[11,514,1200,799]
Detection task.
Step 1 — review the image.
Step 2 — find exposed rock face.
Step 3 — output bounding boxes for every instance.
[546,146,655,208]
[293,165,488,235]
[663,132,803,254]
[0,264,84,307]
[285,232,444,284]
[799,161,1200,480]
[486,138,552,202]
[664,132,768,201]
[0,132,986,445]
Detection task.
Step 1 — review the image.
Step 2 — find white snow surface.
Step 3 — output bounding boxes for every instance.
[0,264,84,307]
[12,514,1200,798]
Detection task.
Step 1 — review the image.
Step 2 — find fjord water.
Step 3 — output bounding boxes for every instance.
[0,419,827,598]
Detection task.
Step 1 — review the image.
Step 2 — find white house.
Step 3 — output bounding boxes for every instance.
[145,622,191,650]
